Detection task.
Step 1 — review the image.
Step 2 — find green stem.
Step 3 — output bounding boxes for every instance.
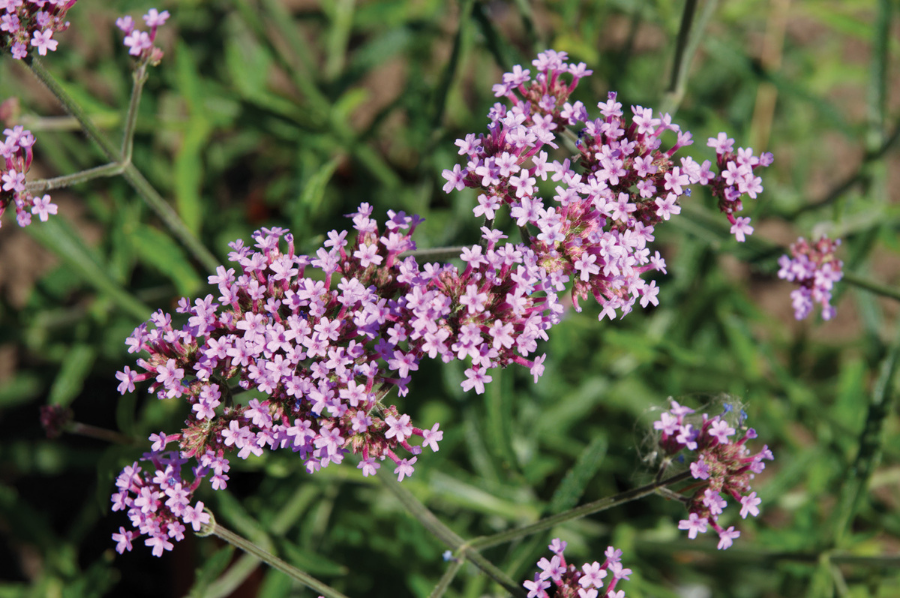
[122,63,148,164]
[429,0,475,138]
[789,117,900,218]
[469,471,694,550]
[659,0,719,116]
[25,161,125,193]
[201,519,346,598]
[429,559,464,598]
[67,422,134,445]
[402,246,465,262]
[830,320,900,547]
[24,57,220,274]
[842,272,900,303]
[377,470,521,596]
[512,0,543,54]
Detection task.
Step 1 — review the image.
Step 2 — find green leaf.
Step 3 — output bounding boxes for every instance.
[174,42,213,235]
[548,435,608,513]
[48,343,97,407]
[26,217,152,321]
[276,538,349,577]
[187,545,235,597]
[130,224,202,297]
[298,156,341,215]
[0,373,43,409]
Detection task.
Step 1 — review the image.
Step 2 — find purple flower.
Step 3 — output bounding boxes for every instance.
[526,538,629,598]
[778,236,843,320]
[717,526,741,550]
[678,513,708,539]
[740,492,762,519]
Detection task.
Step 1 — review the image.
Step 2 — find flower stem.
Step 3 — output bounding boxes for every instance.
[841,272,900,303]
[468,471,694,551]
[67,422,134,446]
[429,559,464,598]
[659,0,720,117]
[24,57,220,275]
[26,162,125,193]
[376,469,521,596]
[402,246,466,262]
[202,519,346,598]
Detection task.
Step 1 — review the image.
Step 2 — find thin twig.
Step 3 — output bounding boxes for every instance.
[377,470,521,596]
[429,559,464,598]
[200,517,346,598]
[25,57,220,274]
[659,0,719,117]
[469,471,694,551]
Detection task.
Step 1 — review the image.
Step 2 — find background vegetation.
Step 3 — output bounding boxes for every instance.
[1,0,898,596]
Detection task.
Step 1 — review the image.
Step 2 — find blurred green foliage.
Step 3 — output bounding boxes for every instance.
[1,0,899,596]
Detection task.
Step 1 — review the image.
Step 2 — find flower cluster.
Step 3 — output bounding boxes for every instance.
[443,51,772,326]
[113,50,772,556]
[116,8,168,64]
[110,450,211,557]
[705,132,773,242]
[652,399,773,549]
[524,538,630,598]
[0,0,76,60]
[777,235,843,320]
[1,125,57,227]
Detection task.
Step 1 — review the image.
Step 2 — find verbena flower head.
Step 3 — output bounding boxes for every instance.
[0,125,57,227]
[0,0,77,60]
[651,399,773,549]
[443,50,772,325]
[524,538,630,598]
[116,7,168,65]
[112,49,771,556]
[777,235,842,320]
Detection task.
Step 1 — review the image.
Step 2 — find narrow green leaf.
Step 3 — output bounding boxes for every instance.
[831,321,900,548]
[187,545,235,598]
[130,224,203,297]
[174,42,212,235]
[48,343,97,407]
[548,435,608,513]
[276,538,349,577]
[26,217,152,321]
[0,373,43,409]
[299,156,341,215]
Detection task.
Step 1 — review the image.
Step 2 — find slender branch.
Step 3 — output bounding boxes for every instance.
[429,559,464,598]
[24,57,220,274]
[665,0,697,95]
[199,518,345,598]
[66,422,135,445]
[678,206,900,304]
[789,117,900,217]
[25,161,125,193]
[122,63,148,164]
[842,272,900,303]
[377,470,521,596]
[659,0,719,117]
[402,246,466,262]
[469,471,694,551]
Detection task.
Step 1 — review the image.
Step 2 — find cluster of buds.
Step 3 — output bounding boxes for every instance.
[443,51,772,326]
[652,399,773,549]
[0,0,76,60]
[115,8,168,64]
[777,235,843,320]
[1,125,57,227]
[524,538,630,598]
[110,450,211,557]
